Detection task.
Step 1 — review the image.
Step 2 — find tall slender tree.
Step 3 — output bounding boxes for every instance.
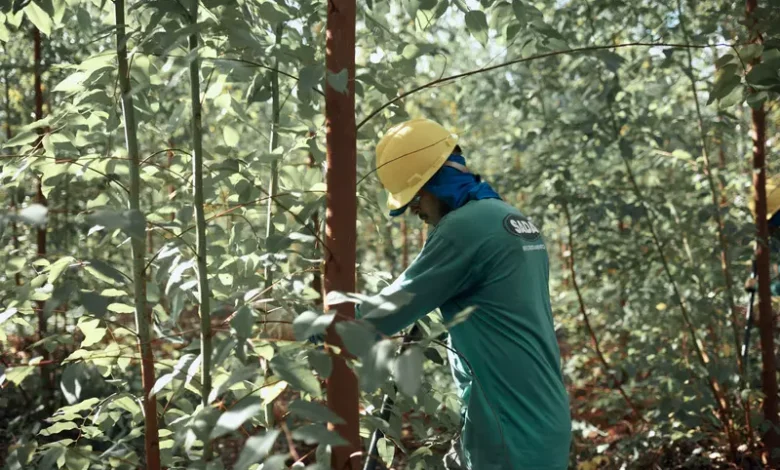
[264,24,283,294]
[746,1,778,464]
[5,63,21,288]
[114,1,161,468]
[324,0,361,467]
[32,23,53,399]
[187,1,213,460]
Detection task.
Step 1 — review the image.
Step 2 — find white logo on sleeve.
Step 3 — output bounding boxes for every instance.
[502,214,541,241]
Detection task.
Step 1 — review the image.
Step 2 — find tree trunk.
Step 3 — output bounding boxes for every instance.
[309,134,324,305]
[324,0,361,467]
[114,3,161,469]
[5,64,21,287]
[187,2,213,460]
[750,88,779,467]
[33,25,53,399]
[401,219,409,270]
[264,24,283,293]
[746,0,778,464]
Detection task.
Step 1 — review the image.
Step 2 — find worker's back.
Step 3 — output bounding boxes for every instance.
[435,198,571,470]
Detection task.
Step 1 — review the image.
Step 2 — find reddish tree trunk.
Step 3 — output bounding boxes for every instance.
[323,0,361,468]
[751,106,779,464]
[746,0,778,464]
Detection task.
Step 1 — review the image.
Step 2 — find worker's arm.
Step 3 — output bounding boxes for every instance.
[359,226,479,337]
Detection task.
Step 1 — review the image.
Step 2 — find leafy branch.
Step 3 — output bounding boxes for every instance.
[357,41,744,131]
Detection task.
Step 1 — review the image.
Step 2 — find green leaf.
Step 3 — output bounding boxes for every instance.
[0,307,18,325]
[53,71,88,94]
[107,303,135,314]
[707,72,742,106]
[49,397,101,422]
[359,339,396,392]
[85,259,127,285]
[210,397,265,439]
[327,68,348,94]
[231,305,255,339]
[715,53,736,69]
[739,44,763,62]
[394,346,424,396]
[5,257,25,275]
[270,354,321,397]
[288,399,345,424]
[746,59,780,90]
[234,430,281,470]
[307,349,333,378]
[512,0,542,22]
[80,291,110,316]
[256,2,289,24]
[39,421,78,436]
[335,320,376,357]
[292,311,334,341]
[378,437,395,467]
[747,90,768,109]
[37,447,66,470]
[292,424,349,446]
[77,317,106,347]
[1,366,35,385]
[0,21,9,43]
[223,126,240,147]
[86,209,146,240]
[299,65,322,91]
[3,131,38,147]
[424,347,444,365]
[464,10,488,44]
[48,256,75,284]
[208,365,259,403]
[24,2,52,36]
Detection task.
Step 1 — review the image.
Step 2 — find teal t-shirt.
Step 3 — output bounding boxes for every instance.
[361,199,572,470]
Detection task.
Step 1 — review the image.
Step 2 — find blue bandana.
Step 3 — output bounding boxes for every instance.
[390,154,501,217]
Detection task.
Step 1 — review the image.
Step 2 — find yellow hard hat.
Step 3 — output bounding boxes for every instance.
[749,174,780,220]
[376,118,458,210]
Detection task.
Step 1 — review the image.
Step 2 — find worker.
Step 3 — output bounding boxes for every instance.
[745,175,780,295]
[356,118,572,469]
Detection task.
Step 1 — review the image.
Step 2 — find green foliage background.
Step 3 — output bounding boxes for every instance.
[1,0,780,468]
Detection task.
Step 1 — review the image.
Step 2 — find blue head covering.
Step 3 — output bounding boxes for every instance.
[389,153,501,217]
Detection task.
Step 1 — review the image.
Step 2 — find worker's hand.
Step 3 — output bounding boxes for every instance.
[745,277,757,293]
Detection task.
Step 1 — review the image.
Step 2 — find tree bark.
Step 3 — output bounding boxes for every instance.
[745,0,778,464]
[264,24,283,293]
[32,25,53,399]
[114,3,161,469]
[309,134,324,305]
[752,105,779,466]
[187,2,213,460]
[324,0,361,467]
[5,64,21,287]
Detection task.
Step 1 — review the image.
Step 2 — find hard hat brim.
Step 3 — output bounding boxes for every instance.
[749,175,780,220]
[384,135,458,211]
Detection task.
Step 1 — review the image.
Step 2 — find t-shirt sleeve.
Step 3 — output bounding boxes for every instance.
[359,226,479,337]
